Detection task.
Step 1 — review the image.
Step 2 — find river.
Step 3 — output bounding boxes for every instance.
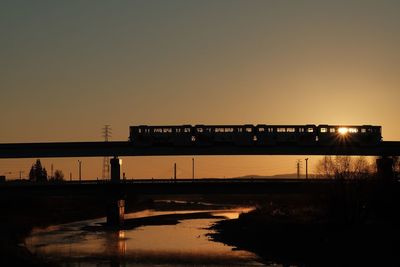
[25,205,271,266]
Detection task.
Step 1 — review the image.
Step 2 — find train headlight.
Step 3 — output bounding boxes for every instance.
[338,127,348,135]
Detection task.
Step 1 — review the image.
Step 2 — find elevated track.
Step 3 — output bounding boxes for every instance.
[1,141,400,158]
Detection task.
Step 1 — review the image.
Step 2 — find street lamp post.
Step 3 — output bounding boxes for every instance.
[305,158,309,179]
[192,158,195,182]
[78,160,82,182]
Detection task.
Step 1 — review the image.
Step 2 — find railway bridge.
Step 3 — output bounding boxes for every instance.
[1,140,400,225]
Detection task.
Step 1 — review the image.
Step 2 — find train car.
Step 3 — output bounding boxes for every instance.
[317,125,381,146]
[129,124,382,147]
[129,125,152,146]
[232,124,255,146]
[255,124,317,145]
[129,125,192,146]
[193,125,254,146]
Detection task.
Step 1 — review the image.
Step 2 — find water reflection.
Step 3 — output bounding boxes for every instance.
[103,230,126,257]
[26,208,263,267]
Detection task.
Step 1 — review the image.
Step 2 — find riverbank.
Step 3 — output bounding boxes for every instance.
[210,203,400,266]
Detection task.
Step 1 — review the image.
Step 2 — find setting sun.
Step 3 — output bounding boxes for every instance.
[338,127,349,135]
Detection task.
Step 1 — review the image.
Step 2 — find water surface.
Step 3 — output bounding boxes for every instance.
[26,207,267,266]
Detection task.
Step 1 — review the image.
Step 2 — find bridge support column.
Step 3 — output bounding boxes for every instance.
[107,156,125,226]
[376,157,394,182]
[110,157,121,183]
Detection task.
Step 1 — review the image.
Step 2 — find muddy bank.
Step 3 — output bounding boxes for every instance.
[211,217,400,266]
[210,194,400,266]
[83,211,226,232]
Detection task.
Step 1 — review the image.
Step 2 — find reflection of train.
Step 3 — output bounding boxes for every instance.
[129,124,382,146]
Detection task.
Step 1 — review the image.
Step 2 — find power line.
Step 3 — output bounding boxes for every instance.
[101,125,112,180]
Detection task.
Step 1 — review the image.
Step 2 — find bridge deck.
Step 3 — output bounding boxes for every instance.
[1,141,400,158]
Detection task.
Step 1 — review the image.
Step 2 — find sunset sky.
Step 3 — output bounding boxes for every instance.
[1,1,400,179]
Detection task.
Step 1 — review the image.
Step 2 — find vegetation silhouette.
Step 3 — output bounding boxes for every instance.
[49,169,64,182]
[211,156,400,266]
[28,159,48,183]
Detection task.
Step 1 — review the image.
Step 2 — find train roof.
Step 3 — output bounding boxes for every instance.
[130,124,381,128]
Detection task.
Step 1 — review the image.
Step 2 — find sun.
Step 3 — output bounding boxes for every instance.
[338,127,348,135]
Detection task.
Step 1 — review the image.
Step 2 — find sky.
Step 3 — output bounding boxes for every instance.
[1,1,399,179]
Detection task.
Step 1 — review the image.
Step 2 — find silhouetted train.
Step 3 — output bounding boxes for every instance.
[129,124,382,146]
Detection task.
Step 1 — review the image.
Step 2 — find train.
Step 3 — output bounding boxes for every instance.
[129,124,382,146]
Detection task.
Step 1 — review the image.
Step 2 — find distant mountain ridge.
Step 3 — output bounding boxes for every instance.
[233,173,318,179]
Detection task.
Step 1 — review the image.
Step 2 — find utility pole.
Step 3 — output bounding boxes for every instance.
[102,125,112,180]
[305,158,309,179]
[296,160,302,179]
[78,160,82,182]
[192,158,195,182]
[174,163,177,182]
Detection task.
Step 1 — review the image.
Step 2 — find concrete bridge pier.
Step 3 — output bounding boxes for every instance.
[106,156,125,226]
[376,157,394,182]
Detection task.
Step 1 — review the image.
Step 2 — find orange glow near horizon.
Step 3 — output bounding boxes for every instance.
[1,2,400,180]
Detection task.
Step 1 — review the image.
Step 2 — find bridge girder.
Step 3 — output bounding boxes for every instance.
[1,141,400,158]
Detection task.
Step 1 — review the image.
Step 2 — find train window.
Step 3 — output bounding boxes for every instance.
[258,127,265,132]
[163,128,172,133]
[175,128,181,133]
[138,129,142,133]
[277,128,286,132]
[246,127,252,133]
[361,128,366,133]
[286,128,295,132]
[307,128,314,133]
[349,128,358,133]
[226,128,234,132]
[299,128,304,133]
[329,128,335,133]
[154,128,163,133]
[320,128,327,133]
[184,128,191,133]
[215,128,223,133]
[268,128,274,132]
[197,128,203,133]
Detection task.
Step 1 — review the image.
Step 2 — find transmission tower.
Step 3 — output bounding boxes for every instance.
[102,125,112,180]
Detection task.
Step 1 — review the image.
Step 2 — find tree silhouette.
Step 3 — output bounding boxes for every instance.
[316,156,375,224]
[316,156,373,179]
[51,169,64,182]
[29,159,48,182]
[392,156,400,178]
